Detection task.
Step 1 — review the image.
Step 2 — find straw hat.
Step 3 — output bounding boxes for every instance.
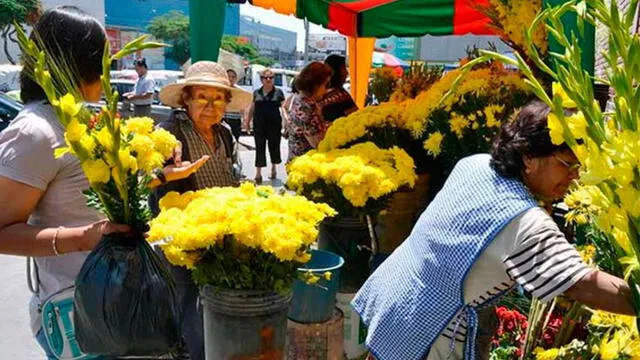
[159,61,252,112]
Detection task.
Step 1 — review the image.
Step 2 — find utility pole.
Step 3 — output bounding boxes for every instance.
[303,18,310,65]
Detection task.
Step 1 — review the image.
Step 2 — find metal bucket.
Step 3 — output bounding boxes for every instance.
[200,286,291,360]
[318,217,373,293]
[289,250,344,323]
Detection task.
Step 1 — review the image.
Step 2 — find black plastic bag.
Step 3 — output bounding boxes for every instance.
[73,232,181,356]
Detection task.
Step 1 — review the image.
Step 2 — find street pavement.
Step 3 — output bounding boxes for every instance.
[0,136,289,359]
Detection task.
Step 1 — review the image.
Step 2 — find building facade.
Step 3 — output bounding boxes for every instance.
[105,0,240,69]
[418,34,511,65]
[307,34,347,62]
[239,15,297,68]
[0,0,105,65]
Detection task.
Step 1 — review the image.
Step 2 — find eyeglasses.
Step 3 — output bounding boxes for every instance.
[554,155,581,171]
[192,97,226,108]
[261,76,274,80]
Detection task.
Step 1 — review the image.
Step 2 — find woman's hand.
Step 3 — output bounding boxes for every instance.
[79,220,131,252]
[164,155,210,182]
[171,141,183,166]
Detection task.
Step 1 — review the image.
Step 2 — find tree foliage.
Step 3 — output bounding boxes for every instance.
[0,0,41,64]
[147,10,190,66]
[221,35,275,67]
[148,11,276,67]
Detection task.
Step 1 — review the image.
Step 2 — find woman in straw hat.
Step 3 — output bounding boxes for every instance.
[151,60,252,360]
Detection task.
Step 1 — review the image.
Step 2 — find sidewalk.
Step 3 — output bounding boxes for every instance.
[0,135,289,358]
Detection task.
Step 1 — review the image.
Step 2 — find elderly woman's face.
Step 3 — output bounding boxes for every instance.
[522,149,580,201]
[185,86,228,127]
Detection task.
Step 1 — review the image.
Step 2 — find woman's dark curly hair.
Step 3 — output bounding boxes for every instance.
[490,100,571,180]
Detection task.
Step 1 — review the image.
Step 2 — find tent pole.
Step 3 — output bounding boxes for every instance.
[543,0,595,76]
[189,0,227,63]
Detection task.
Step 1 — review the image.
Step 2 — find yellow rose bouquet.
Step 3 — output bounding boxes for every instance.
[466,0,640,328]
[286,142,416,218]
[18,29,177,229]
[148,183,336,292]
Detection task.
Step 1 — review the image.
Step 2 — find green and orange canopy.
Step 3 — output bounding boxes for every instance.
[251,0,494,38]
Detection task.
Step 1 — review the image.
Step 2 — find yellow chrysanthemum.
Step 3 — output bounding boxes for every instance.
[449,113,469,139]
[123,117,154,135]
[287,143,416,209]
[148,184,336,267]
[150,128,178,158]
[424,132,444,156]
[129,134,154,158]
[534,347,559,360]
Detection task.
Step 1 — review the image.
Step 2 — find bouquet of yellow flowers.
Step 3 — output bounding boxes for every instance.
[148,183,336,292]
[321,64,533,175]
[286,142,416,218]
[479,0,548,59]
[417,64,533,172]
[18,29,177,228]
[17,26,191,356]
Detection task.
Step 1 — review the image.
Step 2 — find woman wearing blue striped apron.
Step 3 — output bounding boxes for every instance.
[353,101,635,360]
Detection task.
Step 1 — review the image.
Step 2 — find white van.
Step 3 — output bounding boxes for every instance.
[238,66,298,98]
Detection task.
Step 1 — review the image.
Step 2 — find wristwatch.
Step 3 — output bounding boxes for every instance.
[153,168,167,184]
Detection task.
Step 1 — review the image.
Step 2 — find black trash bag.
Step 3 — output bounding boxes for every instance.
[73,232,181,356]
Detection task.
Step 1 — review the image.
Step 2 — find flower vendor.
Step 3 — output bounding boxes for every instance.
[287,61,333,162]
[352,101,634,360]
[319,54,358,123]
[0,7,202,357]
[151,60,252,360]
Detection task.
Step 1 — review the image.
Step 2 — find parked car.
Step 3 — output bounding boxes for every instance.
[238,66,298,99]
[0,92,23,132]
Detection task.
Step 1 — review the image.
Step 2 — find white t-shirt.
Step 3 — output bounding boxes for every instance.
[426,207,592,360]
[0,102,103,334]
[132,73,155,106]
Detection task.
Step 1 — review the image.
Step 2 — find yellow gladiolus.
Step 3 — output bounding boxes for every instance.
[552,82,577,108]
[81,159,110,184]
[547,113,565,145]
[96,126,114,151]
[59,93,82,118]
[118,149,138,173]
[566,111,588,140]
[79,134,96,155]
[66,119,87,143]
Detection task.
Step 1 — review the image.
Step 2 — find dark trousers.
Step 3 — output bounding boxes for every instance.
[133,104,152,117]
[254,127,282,167]
[224,117,242,141]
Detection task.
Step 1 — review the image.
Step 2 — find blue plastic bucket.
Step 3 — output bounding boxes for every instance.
[289,250,345,323]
